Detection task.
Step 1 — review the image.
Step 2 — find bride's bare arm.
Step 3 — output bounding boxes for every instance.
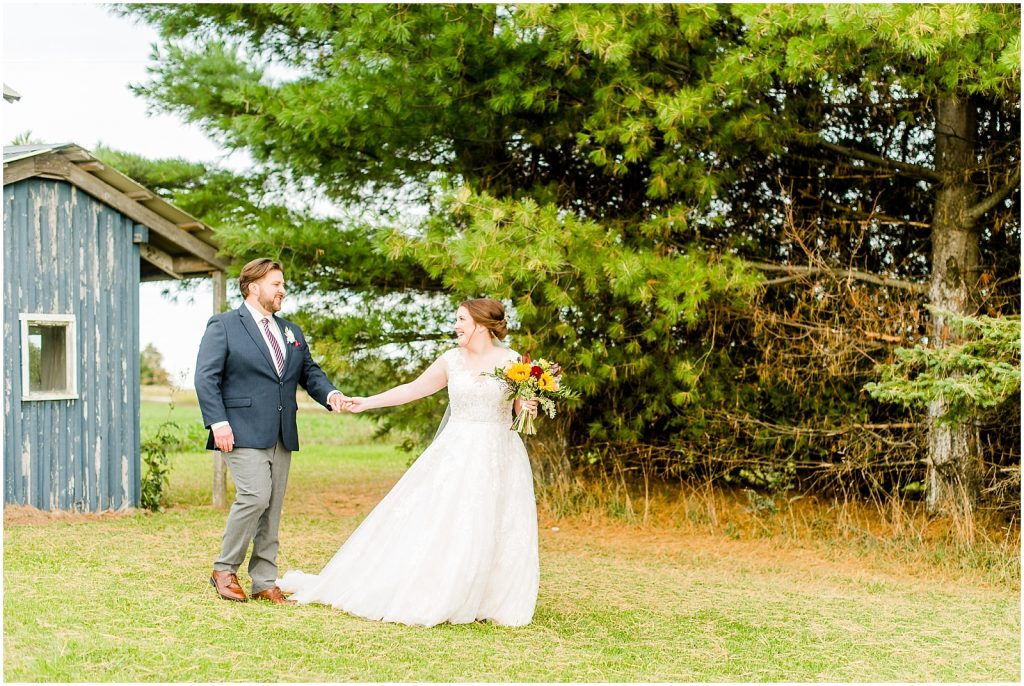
[346,356,448,412]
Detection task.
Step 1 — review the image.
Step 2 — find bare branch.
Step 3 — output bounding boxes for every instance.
[748,261,929,293]
[815,139,944,183]
[967,165,1021,221]
[758,274,811,288]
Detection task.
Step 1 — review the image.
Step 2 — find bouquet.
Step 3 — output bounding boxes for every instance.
[485,354,576,435]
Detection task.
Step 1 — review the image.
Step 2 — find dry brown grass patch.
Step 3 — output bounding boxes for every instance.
[3,505,139,527]
[535,475,1020,590]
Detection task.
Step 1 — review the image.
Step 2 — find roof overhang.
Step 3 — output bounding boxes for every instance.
[3,143,230,281]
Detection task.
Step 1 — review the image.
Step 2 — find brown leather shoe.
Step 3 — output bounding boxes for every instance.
[210,570,248,602]
[251,586,296,605]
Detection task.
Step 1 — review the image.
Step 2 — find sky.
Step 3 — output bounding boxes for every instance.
[2,2,258,386]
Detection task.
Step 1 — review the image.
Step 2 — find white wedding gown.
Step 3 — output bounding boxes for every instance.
[278,347,539,627]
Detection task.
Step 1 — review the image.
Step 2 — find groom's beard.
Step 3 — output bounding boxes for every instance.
[259,293,283,314]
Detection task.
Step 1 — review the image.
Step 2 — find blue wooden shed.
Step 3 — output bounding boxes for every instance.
[3,143,229,511]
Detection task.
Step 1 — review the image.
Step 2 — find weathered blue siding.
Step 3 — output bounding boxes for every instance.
[4,178,140,510]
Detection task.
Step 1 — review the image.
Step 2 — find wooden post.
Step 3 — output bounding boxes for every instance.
[211,270,228,508]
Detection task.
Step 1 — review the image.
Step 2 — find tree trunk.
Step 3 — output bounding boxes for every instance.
[926,95,983,523]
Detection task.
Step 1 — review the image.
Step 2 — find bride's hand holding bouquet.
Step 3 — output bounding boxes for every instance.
[485,354,577,435]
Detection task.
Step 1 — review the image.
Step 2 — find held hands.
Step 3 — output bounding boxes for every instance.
[343,397,370,413]
[327,392,350,413]
[328,392,369,414]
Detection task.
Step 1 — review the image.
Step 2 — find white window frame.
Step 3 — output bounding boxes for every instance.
[19,313,78,401]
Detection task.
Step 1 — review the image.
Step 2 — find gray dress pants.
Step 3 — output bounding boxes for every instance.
[212,440,291,594]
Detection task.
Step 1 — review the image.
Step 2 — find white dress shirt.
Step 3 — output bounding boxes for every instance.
[245,301,286,365]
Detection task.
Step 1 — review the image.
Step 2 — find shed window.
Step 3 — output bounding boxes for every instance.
[19,314,78,401]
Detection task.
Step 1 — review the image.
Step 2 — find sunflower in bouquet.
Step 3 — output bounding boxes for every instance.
[485,354,577,435]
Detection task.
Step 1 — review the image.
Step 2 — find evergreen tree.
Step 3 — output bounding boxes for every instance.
[120,4,1020,516]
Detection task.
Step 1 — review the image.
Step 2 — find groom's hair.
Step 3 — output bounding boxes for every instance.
[239,258,284,299]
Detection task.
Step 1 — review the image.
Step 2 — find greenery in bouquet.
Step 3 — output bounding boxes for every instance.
[485,354,577,435]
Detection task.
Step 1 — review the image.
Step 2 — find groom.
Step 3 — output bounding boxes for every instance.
[195,258,347,605]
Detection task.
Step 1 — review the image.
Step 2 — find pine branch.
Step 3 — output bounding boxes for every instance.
[967,166,1021,221]
[815,139,944,183]
[748,261,929,293]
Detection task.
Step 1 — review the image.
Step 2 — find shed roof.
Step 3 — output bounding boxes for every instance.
[3,143,229,281]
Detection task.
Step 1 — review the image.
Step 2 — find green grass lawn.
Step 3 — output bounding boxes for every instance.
[3,396,1020,681]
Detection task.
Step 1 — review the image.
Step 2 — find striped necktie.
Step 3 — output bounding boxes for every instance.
[260,317,285,376]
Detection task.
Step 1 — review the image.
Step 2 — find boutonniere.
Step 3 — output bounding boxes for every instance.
[285,328,299,347]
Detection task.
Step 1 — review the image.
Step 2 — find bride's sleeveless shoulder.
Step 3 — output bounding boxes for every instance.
[440,346,462,366]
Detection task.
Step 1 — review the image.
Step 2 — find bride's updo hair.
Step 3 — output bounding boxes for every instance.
[460,298,508,341]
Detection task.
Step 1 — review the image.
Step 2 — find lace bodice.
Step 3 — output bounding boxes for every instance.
[444,347,517,424]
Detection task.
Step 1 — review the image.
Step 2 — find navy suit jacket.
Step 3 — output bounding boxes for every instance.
[194,305,338,451]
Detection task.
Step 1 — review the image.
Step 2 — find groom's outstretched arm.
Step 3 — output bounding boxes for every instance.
[294,329,343,410]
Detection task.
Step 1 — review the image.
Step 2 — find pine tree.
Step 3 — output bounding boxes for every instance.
[120,4,1020,516]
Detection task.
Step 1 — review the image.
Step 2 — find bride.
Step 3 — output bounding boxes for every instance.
[277,298,540,627]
